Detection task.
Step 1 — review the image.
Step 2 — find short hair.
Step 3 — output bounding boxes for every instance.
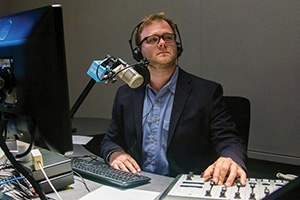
[135,12,177,46]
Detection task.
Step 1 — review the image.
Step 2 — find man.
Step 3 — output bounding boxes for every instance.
[101,12,247,187]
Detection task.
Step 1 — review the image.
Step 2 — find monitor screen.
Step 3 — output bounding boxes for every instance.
[0,5,73,155]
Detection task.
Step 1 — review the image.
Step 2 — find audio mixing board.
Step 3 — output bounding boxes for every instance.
[160,173,288,200]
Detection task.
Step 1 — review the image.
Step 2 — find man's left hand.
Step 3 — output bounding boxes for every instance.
[202,157,246,187]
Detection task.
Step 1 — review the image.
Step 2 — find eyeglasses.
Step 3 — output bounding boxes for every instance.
[139,33,176,45]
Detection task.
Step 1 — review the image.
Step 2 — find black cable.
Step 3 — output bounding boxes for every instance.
[0,115,47,200]
[15,119,36,159]
[72,170,90,192]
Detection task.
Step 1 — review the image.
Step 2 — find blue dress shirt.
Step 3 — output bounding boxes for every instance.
[141,67,179,175]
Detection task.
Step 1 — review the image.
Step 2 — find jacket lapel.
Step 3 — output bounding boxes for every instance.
[167,69,192,147]
[133,87,145,151]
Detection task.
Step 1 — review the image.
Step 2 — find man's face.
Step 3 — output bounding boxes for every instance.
[140,20,178,69]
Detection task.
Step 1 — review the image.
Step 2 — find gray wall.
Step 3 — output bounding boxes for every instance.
[3,0,300,166]
[0,1,8,14]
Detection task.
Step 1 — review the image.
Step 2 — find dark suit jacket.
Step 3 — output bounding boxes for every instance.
[101,67,247,177]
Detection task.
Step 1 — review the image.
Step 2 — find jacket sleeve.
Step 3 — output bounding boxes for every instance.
[100,87,127,163]
[209,84,247,171]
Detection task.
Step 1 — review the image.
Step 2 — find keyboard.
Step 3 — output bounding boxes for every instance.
[71,157,151,187]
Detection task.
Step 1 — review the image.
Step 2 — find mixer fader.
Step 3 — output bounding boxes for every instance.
[160,173,288,200]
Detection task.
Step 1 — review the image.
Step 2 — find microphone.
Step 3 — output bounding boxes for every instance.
[111,59,144,88]
[87,55,148,88]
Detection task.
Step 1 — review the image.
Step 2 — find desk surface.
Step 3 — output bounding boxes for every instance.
[47,144,174,200]
[63,118,300,199]
[45,145,300,200]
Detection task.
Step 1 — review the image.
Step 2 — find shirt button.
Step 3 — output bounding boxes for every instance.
[153,119,157,123]
[151,139,155,144]
[155,99,159,103]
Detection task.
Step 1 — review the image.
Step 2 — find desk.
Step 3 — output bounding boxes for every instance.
[47,145,174,200]
[61,118,300,199]
[45,145,300,200]
[44,144,300,200]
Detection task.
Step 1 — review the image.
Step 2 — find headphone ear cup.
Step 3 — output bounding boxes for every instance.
[176,42,183,57]
[133,62,150,87]
[132,47,144,62]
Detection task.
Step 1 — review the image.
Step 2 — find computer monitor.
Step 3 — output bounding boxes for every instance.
[0,5,73,155]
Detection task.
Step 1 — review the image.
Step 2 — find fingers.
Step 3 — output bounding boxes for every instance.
[203,164,214,181]
[224,165,238,186]
[203,157,247,187]
[212,158,230,185]
[109,151,141,173]
[238,167,247,186]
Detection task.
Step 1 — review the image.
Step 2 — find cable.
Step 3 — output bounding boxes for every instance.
[37,161,63,200]
[276,172,298,181]
[0,175,25,186]
[0,173,35,199]
[15,118,36,159]
[0,115,47,200]
[72,170,90,192]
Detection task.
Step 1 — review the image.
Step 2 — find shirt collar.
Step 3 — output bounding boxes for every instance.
[146,66,179,95]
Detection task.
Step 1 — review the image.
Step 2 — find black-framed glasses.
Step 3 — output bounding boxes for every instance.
[139,33,176,45]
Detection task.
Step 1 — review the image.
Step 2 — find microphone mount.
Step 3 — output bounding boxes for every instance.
[70,55,149,120]
[99,55,149,85]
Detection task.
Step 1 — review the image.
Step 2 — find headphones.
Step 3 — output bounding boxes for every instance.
[129,21,183,62]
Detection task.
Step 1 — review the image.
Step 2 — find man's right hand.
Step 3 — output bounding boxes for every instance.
[109,151,141,173]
